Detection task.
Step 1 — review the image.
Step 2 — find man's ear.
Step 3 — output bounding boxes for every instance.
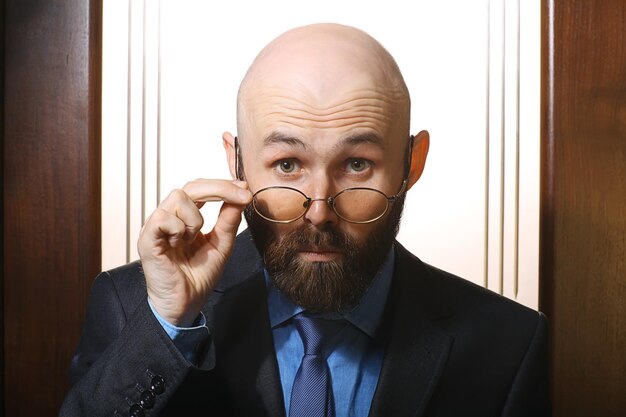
[406,130,430,190]
[222,131,237,180]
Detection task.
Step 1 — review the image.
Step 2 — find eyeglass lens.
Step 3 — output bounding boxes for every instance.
[253,187,389,223]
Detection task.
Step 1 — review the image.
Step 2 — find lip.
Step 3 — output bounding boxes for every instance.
[297,248,342,262]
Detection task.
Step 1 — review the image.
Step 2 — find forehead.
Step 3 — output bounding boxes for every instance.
[243,75,408,150]
[238,26,410,149]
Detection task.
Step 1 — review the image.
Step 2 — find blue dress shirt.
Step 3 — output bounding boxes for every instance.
[266,248,394,417]
[150,248,395,417]
[148,298,209,363]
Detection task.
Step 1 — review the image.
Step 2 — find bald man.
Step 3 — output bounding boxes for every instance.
[61,24,550,417]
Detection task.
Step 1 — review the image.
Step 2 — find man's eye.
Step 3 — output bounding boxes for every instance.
[277,160,297,173]
[347,159,370,172]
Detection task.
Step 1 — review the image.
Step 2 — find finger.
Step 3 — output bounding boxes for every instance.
[208,202,246,254]
[159,189,205,242]
[139,207,189,252]
[231,180,248,189]
[182,179,252,205]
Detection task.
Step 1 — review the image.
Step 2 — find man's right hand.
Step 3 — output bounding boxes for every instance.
[137,179,252,327]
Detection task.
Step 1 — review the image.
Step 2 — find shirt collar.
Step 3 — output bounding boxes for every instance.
[265,247,395,341]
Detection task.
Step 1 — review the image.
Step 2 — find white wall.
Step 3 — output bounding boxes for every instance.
[102,0,540,308]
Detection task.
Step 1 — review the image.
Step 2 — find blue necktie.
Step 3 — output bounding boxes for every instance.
[289,316,336,417]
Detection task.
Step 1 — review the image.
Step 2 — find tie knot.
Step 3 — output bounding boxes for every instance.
[293,316,337,355]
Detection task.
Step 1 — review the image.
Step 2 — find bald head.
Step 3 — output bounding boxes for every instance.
[237,23,411,141]
[224,23,430,279]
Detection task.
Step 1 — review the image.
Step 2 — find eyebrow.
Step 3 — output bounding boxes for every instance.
[261,131,385,150]
[262,132,307,149]
[336,132,385,150]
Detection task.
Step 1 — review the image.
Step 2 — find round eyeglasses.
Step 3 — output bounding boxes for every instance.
[251,181,407,224]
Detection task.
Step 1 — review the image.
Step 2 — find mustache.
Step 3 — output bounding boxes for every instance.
[270,224,356,252]
[245,194,405,313]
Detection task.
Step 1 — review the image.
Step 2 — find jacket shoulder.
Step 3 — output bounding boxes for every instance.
[391,242,550,415]
[96,260,147,316]
[393,242,543,330]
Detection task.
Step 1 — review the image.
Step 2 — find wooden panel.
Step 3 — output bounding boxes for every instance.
[1,0,6,408]
[3,0,102,415]
[540,1,626,416]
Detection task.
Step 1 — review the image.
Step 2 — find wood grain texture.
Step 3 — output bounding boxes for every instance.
[541,1,626,416]
[3,0,101,415]
[1,0,6,410]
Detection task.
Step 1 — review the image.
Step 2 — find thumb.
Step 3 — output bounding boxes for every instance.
[209,202,245,255]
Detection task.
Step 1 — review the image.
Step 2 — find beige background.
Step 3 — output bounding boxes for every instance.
[102,0,540,308]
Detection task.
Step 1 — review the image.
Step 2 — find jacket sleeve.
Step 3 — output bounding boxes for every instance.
[60,270,214,417]
[501,312,552,417]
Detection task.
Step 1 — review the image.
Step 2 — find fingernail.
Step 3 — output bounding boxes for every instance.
[238,189,250,200]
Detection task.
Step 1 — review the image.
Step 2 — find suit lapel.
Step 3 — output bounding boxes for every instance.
[368,244,454,417]
[206,269,286,417]
[201,233,453,417]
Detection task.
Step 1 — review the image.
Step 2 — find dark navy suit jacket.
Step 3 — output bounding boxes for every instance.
[60,230,551,416]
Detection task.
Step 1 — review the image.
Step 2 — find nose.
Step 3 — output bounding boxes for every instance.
[303,183,338,227]
[303,197,338,226]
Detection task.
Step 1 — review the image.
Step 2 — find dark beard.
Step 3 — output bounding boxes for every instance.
[244,193,405,313]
